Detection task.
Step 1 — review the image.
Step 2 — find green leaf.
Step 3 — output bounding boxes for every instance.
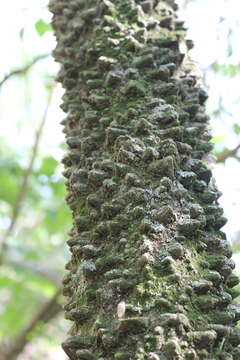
[0,272,35,337]
[211,109,221,117]
[0,169,19,205]
[227,43,233,57]
[35,19,52,36]
[210,136,225,144]
[233,123,240,135]
[38,156,58,176]
[44,206,71,234]
[50,178,66,197]
[19,28,25,40]
[0,267,57,338]
[212,63,240,78]
[27,321,45,340]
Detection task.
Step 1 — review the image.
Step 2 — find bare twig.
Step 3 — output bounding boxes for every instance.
[0,288,62,360]
[8,259,62,285]
[0,84,56,261]
[216,143,240,163]
[0,54,49,88]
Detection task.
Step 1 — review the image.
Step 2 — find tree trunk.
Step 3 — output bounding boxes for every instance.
[50,0,240,359]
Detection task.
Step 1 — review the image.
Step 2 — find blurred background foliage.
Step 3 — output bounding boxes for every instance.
[0,0,240,359]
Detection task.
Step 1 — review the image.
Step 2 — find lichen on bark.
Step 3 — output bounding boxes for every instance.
[50,0,240,359]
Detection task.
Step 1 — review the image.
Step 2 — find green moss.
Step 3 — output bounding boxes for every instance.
[86,79,104,89]
[76,349,97,360]
[154,205,176,225]
[124,80,146,98]
[148,156,175,178]
[195,295,219,311]
[133,54,154,68]
[118,317,149,334]
[114,352,132,360]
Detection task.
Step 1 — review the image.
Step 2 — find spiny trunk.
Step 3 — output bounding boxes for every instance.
[50,0,240,359]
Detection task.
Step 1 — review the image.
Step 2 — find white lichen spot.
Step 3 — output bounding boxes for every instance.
[117,300,126,318]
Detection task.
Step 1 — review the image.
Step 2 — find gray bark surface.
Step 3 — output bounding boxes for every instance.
[50,0,240,359]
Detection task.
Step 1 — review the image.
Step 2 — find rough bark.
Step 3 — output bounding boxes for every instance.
[50,0,240,359]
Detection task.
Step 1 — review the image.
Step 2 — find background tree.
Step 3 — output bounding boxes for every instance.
[0,3,69,359]
[50,0,240,359]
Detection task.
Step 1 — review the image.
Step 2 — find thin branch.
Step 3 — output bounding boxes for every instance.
[0,288,62,360]
[216,143,240,163]
[0,84,56,261]
[8,259,62,285]
[0,54,49,88]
